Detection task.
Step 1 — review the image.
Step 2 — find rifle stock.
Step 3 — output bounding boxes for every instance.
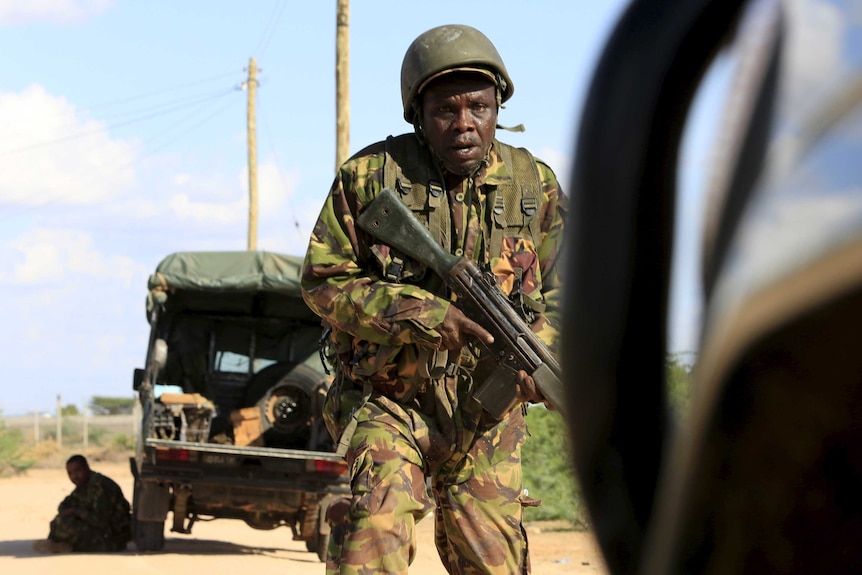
[357,188,565,418]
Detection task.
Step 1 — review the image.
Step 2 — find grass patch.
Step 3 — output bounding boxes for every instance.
[0,420,35,476]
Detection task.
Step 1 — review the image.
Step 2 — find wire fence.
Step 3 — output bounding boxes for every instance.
[1,411,138,450]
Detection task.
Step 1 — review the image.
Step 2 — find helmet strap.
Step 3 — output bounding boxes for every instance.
[495,73,506,108]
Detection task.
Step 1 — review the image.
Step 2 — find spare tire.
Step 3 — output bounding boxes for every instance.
[254,364,330,449]
[243,361,298,406]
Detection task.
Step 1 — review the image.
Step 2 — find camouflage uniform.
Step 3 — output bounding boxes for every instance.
[302,136,565,574]
[48,471,132,552]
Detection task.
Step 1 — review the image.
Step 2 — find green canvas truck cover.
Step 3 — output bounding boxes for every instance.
[148,251,304,295]
[145,251,317,322]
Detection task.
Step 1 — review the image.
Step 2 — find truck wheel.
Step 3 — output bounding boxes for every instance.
[257,364,329,449]
[243,361,297,406]
[133,517,165,552]
[132,477,168,551]
[305,530,329,563]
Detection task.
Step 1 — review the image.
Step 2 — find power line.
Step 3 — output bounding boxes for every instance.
[0,88,236,157]
[254,0,288,60]
[80,69,243,114]
[133,92,240,156]
[0,91,241,224]
[258,92,304,240]
[86,85,240,125]
[0,70,244,138]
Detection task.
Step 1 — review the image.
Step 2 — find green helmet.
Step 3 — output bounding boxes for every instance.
[400,24,514,123]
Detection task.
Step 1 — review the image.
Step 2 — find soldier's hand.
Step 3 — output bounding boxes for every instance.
[325,497,351,526]
[517,370,553,409]
[438,305,494,351]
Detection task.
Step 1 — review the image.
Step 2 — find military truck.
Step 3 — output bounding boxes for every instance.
[130,251,348,560]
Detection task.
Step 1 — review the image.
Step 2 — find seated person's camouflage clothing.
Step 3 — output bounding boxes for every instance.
[48,469,132,552]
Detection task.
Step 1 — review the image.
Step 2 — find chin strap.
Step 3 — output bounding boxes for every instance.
[497,123,526,132]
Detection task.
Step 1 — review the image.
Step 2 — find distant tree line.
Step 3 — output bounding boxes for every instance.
[57,397,135,416]
[88,396,136,415]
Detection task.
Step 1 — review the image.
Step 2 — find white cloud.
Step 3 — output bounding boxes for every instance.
[164,159,300,228]
[255,160,300,212]
[0,0,113,26]
[91,333,128,369]
[0,85,136,206]
[106,198,160,219]
[0,222,152,412]
[0,227,145,286]
[169,192,246,225]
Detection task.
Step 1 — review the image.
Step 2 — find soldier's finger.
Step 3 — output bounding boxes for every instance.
[461,316,494,345]
[517,370,544,404]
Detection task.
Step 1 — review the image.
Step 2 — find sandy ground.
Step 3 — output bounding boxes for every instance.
[0,461,609,574]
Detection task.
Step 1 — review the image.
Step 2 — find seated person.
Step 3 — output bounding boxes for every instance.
[33,454,131,553]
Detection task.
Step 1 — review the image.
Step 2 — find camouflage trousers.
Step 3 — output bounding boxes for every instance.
[326,397,530,575]
[49,514,126,552]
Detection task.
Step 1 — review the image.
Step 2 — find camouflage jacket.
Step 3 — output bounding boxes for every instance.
[301,136,566,403]
[58,471,131,540]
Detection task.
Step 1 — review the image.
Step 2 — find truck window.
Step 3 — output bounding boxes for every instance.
[214,350,250,374]
[213,350,277,374]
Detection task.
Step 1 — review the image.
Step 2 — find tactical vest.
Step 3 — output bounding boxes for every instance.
[382,134,545,266]
[325,135,549,456]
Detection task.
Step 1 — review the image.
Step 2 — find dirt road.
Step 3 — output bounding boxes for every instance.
[0,461,608,574]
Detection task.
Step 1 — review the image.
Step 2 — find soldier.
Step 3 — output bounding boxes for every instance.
[33,454,131,553]
[302,24,566,574]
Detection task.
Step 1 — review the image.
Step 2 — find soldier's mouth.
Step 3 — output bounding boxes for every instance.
[451,144,478,158]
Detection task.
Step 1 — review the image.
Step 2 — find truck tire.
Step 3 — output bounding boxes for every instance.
[132,477,169,552]
[305,530,329,563]
[133,517,165,552]
[253,364,330,449]
[243,361,297,406]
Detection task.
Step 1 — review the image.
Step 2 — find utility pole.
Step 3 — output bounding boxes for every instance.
[336,0,350,169]
[246,58,259,251]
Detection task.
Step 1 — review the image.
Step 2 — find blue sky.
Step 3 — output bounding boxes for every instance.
[0,0,718,415]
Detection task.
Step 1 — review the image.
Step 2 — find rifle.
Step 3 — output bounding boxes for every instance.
[357,187,565,419]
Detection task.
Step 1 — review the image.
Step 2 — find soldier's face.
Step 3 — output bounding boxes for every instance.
[420,74,498,177]
[66,460,91,488]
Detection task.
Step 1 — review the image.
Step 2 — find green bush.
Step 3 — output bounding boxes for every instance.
[89,396,135,415]
[85,426,111,447]
[667,352,695,420]
[110,433,135,451]
[0,419,34,476]
[61,404,80,416]
[521,406,586,527]
[519,353,695,530]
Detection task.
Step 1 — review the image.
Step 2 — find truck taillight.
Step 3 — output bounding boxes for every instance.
[156,448,191,462]
[310,459,348,475]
